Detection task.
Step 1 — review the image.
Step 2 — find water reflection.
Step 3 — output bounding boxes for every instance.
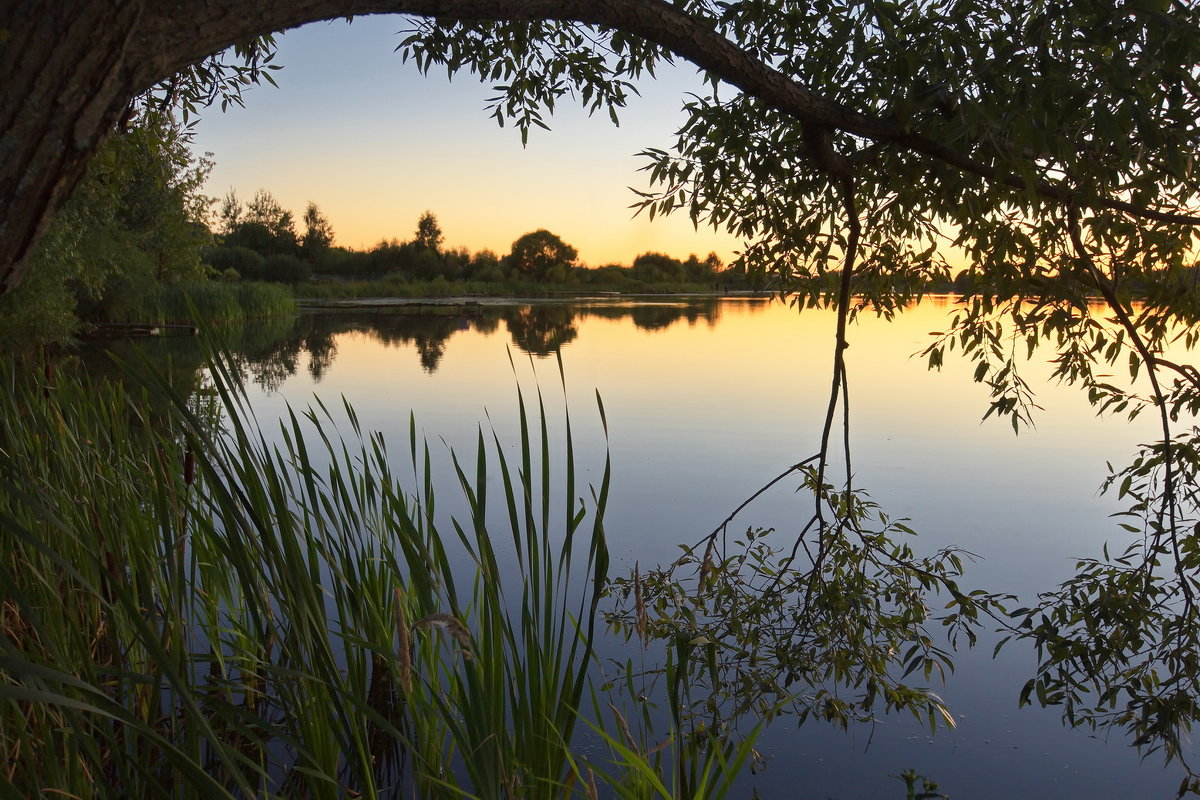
[503,305,578,356]
[238,298,738,389]
[76,296,1184,798]
[77,312,298,396]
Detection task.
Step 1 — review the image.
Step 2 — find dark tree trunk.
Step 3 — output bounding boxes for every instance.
[0,1,147,296]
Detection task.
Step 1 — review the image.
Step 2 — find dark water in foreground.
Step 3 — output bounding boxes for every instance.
[109,295,1187,798]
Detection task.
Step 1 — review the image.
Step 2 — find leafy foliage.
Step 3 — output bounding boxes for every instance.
[140,34,282,122]
[413,210,444,251]
[606,467,1007,738]
[400,18,662,143]
[396,0,1200,775]
[0,110,213,345]
[302,201,336,257]
[1008,428,1200,779]
[509,229,579,280]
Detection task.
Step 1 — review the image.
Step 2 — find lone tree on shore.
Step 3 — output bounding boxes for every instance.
[413,210,444,252]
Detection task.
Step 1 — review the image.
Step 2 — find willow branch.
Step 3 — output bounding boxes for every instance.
[694,454,820,549]
[816,173,860,501]
[1067,209,1193,612]
[1149,356,1200,394]
[138,1,1200,229]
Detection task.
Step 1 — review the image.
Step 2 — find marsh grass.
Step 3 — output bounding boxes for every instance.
[0,331,781,799]
[0,337,623,798]
[113,279,296,324]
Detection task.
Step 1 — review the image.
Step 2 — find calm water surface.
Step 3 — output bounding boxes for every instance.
[184,296,1185,797]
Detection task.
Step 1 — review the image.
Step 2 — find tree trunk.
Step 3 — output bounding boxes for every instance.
[0,1,147,296]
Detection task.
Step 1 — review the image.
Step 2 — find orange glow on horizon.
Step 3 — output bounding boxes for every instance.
[209,175,744,268]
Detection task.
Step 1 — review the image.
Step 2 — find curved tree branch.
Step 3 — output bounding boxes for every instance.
[138,0,1200,227]
[1068,208,1193,613]
[2,0,1197,295]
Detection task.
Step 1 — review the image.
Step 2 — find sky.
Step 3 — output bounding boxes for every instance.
[188,16,744,267]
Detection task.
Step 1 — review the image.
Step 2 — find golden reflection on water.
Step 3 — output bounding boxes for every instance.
[267,295,1162,466]
[236,295,1179,799]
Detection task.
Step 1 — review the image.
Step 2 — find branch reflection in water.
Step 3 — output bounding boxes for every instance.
[90,296,1187,797]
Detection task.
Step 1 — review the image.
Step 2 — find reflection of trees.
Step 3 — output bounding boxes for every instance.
[416,339,445,372]
[504,306,578,356]
[247,349,298,394]
[576,298,722,333]
[365,313,466,373]
[233,314,306,394]
[76,312,301,401]
[473,314,501,335]
[115,300,752,390]
[303,329,337,381]
[685,297,721,327]
[628,305,680,331]
[239,309,492,379]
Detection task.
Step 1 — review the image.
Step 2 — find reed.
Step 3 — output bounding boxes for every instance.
[113,279,296,324]
[0,332,800,799]
[0,343,627,798]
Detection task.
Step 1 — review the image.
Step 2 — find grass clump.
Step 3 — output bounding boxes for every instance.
[111,279,296,324]
[0,336,782,799]
[0,347,616,798]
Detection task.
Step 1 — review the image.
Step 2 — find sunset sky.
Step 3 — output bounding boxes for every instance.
[189,15,744,267]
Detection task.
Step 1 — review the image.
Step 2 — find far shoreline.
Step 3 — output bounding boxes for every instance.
[295,290,770,310]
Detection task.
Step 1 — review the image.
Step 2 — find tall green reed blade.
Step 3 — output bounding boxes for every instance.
[170,335,612,798]
[0,365,256,799]
[1,329,636,800]
[398,355,611,800]
[583,707,768,800]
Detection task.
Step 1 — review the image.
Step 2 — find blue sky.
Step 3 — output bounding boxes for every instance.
[189,15,743,266]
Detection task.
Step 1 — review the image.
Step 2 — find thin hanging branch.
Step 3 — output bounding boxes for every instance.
[816,174,861,507]
[1067,208,1193,612]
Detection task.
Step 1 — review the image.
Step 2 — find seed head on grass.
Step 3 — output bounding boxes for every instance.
[414,613,474,661]
[634,562,648,648]
[608,703,639,754]
[394,587,412,695]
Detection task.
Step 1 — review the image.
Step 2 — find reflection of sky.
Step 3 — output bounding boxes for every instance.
[266,298,1159,588]
[245,297,1181,798]
[188,16,742,266]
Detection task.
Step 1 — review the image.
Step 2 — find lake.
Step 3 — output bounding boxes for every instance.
[125,295,1185,798]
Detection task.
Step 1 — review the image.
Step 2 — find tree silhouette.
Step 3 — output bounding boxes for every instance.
[302,202,335,258]
[414,211,444,252]
[509,230,577,280]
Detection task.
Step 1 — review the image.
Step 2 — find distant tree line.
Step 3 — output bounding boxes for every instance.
[0,103,748,351]
[0,113,746,350]
[203,195,751,291]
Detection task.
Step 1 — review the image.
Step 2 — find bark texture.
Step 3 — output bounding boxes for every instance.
[0,0,1194,296]
[0,1,146,296]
